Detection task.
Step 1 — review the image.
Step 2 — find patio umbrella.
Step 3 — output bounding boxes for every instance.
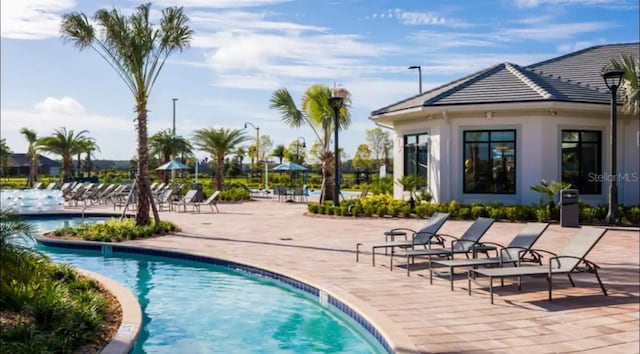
[155,159,190,171]
[272,162,309,171]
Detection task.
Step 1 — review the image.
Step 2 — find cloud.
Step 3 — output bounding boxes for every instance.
[150,0,293,8]
[556,39,606,53]
[34,96,86,115]
[513,0,634,8]
[372,9,472,28]
[499,21,612,40]
[0,0,75,39]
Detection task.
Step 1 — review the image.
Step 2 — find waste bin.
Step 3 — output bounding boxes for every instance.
[560,189,579,227]
[191,183,204,202]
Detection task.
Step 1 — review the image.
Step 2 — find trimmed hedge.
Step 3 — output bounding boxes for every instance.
[307,195,640,226]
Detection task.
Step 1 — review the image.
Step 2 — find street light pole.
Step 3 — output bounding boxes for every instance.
[329,95,344,207]
[171,98,178,184]
[408,65,422,94]
[244,122,260,187]
[602,69,624,225]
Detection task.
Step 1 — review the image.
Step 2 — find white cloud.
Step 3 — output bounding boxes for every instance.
[0,0,75,39]
[500,21,612,40]
[513,0,632,7]
[150,0,293,8]
[34,96,86,115]
[556,39,606,53]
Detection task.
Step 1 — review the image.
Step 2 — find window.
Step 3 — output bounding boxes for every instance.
[463,130,516,194]
[404,133,428,179]
[561,130,602,194]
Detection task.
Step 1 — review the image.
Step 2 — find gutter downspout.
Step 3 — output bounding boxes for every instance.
[442,110,451,203]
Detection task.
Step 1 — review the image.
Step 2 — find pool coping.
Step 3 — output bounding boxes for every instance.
[36,235,416,354]
[77,269,142,354]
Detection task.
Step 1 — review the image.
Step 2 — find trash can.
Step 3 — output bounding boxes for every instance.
[191,183,204,202]
[560,189,579,227]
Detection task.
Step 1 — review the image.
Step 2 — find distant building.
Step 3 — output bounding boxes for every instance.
[8,154,61,177]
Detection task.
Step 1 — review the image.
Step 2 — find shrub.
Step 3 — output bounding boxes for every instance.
[624,206,640,225]
[580,207,597,224]
[307,203,320,214]
[414,204,429,218]
[51,218,179,242]
[535,208,550,222]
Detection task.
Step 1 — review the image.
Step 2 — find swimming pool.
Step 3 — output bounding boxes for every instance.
[29,216,385,353]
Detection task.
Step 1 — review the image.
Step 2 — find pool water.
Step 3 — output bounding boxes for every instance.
[30,217,384,354]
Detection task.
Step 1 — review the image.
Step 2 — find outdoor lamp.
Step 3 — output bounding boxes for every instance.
[408,65,422,94]
[602,68,625,225]
[329,90,345,207]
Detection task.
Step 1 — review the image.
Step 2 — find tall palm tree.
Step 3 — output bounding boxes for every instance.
[192,128,248,191]
[78,139,100,177]
[37,127,88,182]
[19,128,39,187]
[608,54,639,116]
[61,3,193,226]
[270,84,351,203]
[272,144,286,164]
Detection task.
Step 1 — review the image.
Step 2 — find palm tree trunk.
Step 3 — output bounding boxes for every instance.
[77,153,82,178]
[63,156,73,182]
[216,157,224,191]
[135,105,160,227]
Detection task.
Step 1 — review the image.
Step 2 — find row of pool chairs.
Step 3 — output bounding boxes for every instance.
[356,213,608,304]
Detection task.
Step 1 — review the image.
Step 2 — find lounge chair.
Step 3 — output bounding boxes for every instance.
[391,217,496,276]
[430,222,549,290]
[468,226,608,303]
[356,212,450,266]
[171,190,199,212]
[155,189,174,211]
[31,182,42,190]
[190,191,220,213]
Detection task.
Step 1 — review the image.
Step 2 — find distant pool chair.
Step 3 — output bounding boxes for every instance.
[190,191,220,213]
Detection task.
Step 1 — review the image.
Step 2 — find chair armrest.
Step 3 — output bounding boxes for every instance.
[477,241,506,249]
[549,255,598,271]
[438,233,461,241]
[388,227,417,234]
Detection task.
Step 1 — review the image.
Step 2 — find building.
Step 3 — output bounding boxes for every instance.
[370,43,639,206]
[8,154,61,177]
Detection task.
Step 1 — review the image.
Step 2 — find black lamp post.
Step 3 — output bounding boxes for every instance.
[171,98,178,183]
[296,136,306,163]
[329,94,344,206]
[602,69,625,225]
[408,65,422,94]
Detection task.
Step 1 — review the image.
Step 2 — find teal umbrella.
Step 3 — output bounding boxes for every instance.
[272,162,309,171]
[156,160,190,171]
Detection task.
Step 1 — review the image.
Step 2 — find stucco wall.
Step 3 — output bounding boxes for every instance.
[391,107,639,207]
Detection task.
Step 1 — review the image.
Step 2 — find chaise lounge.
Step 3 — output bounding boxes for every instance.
[391,217,496,276]
[430,222,549,290]
[356,212,450,266]
[468,226,608,303]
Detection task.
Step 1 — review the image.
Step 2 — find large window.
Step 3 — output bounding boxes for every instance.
[404,133,428,179]
[463,130,516,194]
[561,130,602,194]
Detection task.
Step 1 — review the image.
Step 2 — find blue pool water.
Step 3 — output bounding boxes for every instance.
[28,217,384,354]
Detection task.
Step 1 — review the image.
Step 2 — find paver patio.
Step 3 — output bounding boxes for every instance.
[80,198,639,353]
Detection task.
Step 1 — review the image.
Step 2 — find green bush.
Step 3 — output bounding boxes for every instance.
[624,206,640,225]
[307,203,320,213]
[580,207,598,224]
[535,208,550,222]
[52,218,179,242]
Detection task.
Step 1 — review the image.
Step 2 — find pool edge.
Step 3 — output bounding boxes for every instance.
[77,269,142,354]
[36,236,416,354]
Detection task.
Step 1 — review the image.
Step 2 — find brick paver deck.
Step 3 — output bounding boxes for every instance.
[81,198,639,353]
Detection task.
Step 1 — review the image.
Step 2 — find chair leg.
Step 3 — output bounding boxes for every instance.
[372,248,376,266]
[450,266,454,291]
[490,277,494,304]
[468,270,472,296]
[567,274,575,287]
[594,269,608,296]
[429,265,433,284]
[406,254,411,276]
[356,243,361,263]
[548,273,553,301]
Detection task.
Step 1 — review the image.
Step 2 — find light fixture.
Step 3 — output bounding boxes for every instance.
[329,87,346,206]
[601,68,625,225]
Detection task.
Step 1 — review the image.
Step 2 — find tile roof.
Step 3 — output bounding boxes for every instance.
[371,42,639,116]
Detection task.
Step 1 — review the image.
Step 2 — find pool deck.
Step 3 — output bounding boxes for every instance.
[78,198,639,353]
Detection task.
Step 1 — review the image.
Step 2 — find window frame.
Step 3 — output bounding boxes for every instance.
[561,129,602,195]
[462,129,517,195]
[403,132,429,179]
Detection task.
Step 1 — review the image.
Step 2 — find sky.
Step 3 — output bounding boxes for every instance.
[1,0,638,162]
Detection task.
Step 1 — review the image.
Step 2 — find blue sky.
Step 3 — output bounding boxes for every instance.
[1,0,638,161]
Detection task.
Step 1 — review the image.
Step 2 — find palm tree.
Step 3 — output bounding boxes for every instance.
[0,138,12,178]
[608,54,639,116]
[270,84,351,203]
[78,139,100,177]
[149,129,194,182]
[37,127,89,182]
[192,128,248,191]
[19,128,39,187]
[272,144,286,164]
[61,3,193,226]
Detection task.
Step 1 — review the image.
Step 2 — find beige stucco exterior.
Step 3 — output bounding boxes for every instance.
[374,102,639,206]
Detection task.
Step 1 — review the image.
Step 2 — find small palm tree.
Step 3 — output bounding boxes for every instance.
[61,3,193,226]
[0,139,11,178]
[272,144,286,164]
[192,128,249,191]
[37,127,89,182]
[20,128,39,187]
[608,54,639,116]
[149,129,194,182]
[530,179,571,208]
[78,139,100,177]
[270,84,351,203]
